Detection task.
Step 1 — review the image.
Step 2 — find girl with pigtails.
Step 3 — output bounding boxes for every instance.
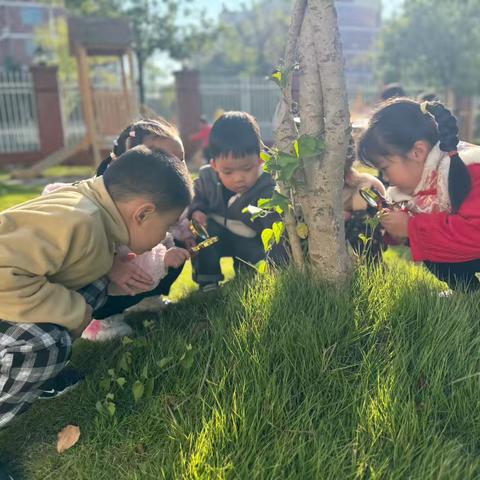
[358,98,480,291]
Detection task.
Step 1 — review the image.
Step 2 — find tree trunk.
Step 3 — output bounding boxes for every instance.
[299,0,351,283]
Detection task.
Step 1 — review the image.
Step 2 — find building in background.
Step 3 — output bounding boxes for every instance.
[0,1,64,69]
[336,0,382,90]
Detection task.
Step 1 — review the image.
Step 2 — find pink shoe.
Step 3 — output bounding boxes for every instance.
[81,315,133,342]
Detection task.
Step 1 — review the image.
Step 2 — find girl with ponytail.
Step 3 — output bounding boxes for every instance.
[358,98,480,291]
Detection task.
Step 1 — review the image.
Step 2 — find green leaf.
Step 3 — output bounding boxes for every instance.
[99,378,111,392]
[141,365,149,380]
[293,140,300,158]
[280,162,300,182]
[260,151,271,162]
[108,369,116,377]
[358,234,370,246]
[144,378,155,399]
[143,320,155,330]
[270,69,282,87]
[116,377,127,388]
[95,401,104,414]
[272,221,284,244]
[157,356,174,369]
[118,352,132,372]
[242,205,268,221]
[276,152,300,182]
[132,381,145,403]
[296,134,325,159]
[257,191,290,214]
[122,337,134,346]
[296,223,309,239]
[180,345,194,370]
[261,228,274,252]
[106,401,116,417]
[256,260,268,274]
[106,393,115,401]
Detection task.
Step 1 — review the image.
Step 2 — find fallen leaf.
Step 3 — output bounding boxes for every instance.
[57,425,80,454]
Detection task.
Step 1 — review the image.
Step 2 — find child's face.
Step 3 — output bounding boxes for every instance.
[211,153,262,194]
[376,140,431,195]
[125,203,183,254]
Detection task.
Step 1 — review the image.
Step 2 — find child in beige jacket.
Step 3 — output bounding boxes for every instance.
[0,146,192,430]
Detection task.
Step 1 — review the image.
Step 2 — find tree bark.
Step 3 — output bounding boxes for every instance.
[300,0,351,283]
[272,0,307,269]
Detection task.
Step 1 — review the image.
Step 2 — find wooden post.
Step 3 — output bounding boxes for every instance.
[127,48,138,116]
[120,54,133,120]
[30,65,64,156]
[174,69,202,161]
[76,45,101,165]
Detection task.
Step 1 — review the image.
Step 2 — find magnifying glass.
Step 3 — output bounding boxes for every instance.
[189,219,219,253]
[359,187,389,211]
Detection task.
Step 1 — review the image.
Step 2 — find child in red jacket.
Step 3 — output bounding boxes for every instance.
[358,98,480,291]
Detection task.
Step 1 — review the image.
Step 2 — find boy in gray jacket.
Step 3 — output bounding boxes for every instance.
[189,111,287,290]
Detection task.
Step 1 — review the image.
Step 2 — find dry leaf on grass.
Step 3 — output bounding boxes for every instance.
[57,424,80,453]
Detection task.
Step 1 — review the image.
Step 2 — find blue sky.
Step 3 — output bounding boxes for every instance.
[195,0,405,19]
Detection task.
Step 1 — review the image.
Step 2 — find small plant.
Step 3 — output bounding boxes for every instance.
[243,66,325,270]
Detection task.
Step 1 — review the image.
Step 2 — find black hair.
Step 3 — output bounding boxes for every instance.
[103,145,192,212]
[381,83,406,101]
[208,111,262,160]
[358,98,471,212]
[97,118,181,176]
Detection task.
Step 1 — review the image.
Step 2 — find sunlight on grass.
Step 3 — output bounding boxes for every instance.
[3,263,480,478]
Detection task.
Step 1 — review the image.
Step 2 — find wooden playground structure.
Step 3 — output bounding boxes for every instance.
[14,17,138,178]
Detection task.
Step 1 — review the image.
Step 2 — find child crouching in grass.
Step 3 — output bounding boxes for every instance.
[0,147,192,433]
[188,111,288,291]
[44,119,193,344]
[359,98,480,291]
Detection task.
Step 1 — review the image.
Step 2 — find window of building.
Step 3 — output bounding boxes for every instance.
[24,39,36,57]
[21,7,44,27]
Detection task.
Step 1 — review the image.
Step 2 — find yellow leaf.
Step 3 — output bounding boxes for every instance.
[57,424,80,454]
[296,223,309,239]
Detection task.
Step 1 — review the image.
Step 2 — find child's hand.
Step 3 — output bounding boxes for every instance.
[380,210,410,239]
[109,253,154,296]
[71,304,93,339]
[192,210,208,228]
[165,247,190,269]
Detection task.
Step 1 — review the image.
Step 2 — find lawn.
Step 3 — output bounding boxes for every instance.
[1,178,480,479]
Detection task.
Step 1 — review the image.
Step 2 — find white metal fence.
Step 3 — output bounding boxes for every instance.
[200,77,280,141]
[59,81,86,147]
[0,71,40,153]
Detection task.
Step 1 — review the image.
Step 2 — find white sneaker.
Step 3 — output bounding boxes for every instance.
[81,315,133,342]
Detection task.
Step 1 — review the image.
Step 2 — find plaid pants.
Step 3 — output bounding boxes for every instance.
[0,277,108,429]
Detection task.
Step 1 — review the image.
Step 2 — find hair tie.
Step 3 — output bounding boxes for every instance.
[420,101,429,115]
[448,150,458,158]
[129,130,136,138]
[110,152,117,160]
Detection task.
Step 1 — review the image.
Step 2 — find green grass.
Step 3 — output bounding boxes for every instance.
[0,182,43,210]
[1,260,480,479]
[2,174,480,478]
